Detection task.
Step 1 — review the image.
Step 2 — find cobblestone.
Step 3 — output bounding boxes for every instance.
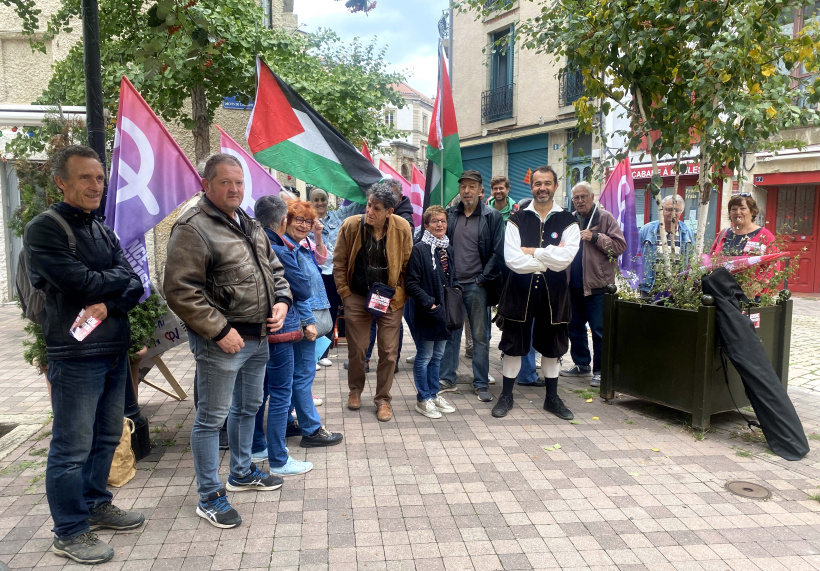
[0,303,819,570]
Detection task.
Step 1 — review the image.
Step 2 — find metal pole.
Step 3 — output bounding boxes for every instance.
[81,0,108,211]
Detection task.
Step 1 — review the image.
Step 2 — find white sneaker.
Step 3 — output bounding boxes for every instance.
[316,363,321,371]
[318,358,332,367]
[488,375,496,385]
[432,395,455,414]
[535,354,542,368]
[313,395,323,407]
[415,399,442,419]
[406,355,416,363]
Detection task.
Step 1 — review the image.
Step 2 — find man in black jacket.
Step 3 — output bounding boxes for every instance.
[25,146,145,564]
[438,170,504,402]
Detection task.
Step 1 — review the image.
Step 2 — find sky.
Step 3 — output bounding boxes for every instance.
[291,0,448,98]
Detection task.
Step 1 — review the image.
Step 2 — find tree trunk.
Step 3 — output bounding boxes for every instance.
[694,146,712,254]
[191,85,210,165]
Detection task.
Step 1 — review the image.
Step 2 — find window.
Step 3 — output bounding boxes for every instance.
[384,110,395,126]
[422,114,428,134]
[490,26,514,90]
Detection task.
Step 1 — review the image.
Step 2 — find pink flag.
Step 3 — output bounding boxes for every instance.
[361,141,373,163]
[696,252,788,274]
[410,164,426,226]
[378,159,421,227]
[105,76,202,301]
[600,158,642,288]
[218,125,281,216]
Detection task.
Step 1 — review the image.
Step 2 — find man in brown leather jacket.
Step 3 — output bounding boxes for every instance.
[164,154,292,529]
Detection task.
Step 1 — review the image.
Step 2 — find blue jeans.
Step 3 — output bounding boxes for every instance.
[440,282,490,388]
[291,337,322,436]
[517,345,539,383]
[189,330,267,500]
[46,353,128,539]
[252,342,294,467]
[413,339,447,401]
[568,289,604,371]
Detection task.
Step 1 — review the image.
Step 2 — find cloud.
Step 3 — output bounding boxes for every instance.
[292,0,445,96]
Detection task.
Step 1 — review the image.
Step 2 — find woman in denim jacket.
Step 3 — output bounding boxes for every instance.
[251,196,315,476]
[311,188,365,365]
[281,200,343,448]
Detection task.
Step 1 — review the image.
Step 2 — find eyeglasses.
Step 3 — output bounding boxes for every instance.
[571,195,590,201]
[428,219,447,225]
[293,217,314,226]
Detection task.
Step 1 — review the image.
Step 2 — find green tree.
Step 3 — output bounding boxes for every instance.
[461,0,820,252]
[36,0,405,163]
[1,0,40,36]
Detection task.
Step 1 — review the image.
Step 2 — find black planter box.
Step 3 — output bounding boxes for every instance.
[600,295,792,430]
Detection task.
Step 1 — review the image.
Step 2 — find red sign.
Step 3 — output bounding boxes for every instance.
[631,162,700,180]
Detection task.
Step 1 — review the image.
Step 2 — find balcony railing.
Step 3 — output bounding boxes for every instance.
[559,68,585,108]
[481,83,514,124]
[484,0,514,10]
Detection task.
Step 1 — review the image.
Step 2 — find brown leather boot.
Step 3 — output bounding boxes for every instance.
[376,403,393,422]
[347,392,361,410]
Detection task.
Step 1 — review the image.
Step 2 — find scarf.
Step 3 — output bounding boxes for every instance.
[421,230,449,270]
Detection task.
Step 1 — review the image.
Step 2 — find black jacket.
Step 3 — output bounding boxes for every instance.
[25,202,143,360]
[405,242,458,342]
[394,196,416,230]
[445,201,505,304]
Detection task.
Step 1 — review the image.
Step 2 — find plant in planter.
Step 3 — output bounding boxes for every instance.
[602,247,798,431]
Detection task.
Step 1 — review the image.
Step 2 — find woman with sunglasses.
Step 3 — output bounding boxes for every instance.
[281,200,343,448]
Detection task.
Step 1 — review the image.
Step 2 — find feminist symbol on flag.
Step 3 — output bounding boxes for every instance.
[114,117,160,215]
[220,148,256,214]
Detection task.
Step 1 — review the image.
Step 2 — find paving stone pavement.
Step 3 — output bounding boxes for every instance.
[1,302,820,570]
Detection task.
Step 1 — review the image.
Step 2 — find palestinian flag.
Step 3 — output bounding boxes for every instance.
[246,57,382,204]
[425,44,462,207]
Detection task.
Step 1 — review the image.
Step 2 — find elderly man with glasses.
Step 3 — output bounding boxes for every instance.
[559,182,626,387]
[637,194,695,297]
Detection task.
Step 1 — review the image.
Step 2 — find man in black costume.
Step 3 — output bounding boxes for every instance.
[492,165,580,419]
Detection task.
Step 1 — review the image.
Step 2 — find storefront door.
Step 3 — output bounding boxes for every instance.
[765,184,820,293]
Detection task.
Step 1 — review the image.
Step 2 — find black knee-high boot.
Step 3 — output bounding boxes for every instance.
[492,377,516,418]
[543,377,574,420]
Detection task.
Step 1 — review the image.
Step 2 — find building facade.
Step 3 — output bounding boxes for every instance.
[0,1,297,302]
[371,82,434,179]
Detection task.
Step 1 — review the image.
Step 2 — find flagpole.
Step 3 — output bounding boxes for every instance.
[441,147,444,206]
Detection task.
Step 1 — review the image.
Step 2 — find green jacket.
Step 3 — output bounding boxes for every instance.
[486,196,518,222]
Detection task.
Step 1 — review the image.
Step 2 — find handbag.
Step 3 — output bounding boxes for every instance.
[366,282,396,316]
[268,329,303,343]
[107,418,136,488]
[444,285,464,331]
[313,308,333,337]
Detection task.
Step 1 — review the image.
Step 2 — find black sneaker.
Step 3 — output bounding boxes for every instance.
[560,365,593,379]
[544,396,574,420]
[196,487,242,529]
[300,427,344,448]
[52,532,114,564]
[226,463,284,492]
[517,378,547,387]
[491,394,514,418]
[475,387,494,402]
[88,502,145,531]
[590,372,601,387]
[285,420,301,438]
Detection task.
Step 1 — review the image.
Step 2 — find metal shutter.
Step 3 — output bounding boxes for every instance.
[508,135,549,203]
[461,144,493,193]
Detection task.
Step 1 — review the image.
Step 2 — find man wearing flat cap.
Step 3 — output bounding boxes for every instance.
[438,170,505,403]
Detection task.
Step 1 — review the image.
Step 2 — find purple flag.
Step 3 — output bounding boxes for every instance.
[106,76,202,301]
[218,125,281,216]
[600,158,643,288]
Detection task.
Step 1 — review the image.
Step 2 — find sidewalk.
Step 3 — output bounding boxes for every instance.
[0,302,819,570]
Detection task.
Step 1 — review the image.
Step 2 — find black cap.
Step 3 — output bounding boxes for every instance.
[458,170,482,184]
